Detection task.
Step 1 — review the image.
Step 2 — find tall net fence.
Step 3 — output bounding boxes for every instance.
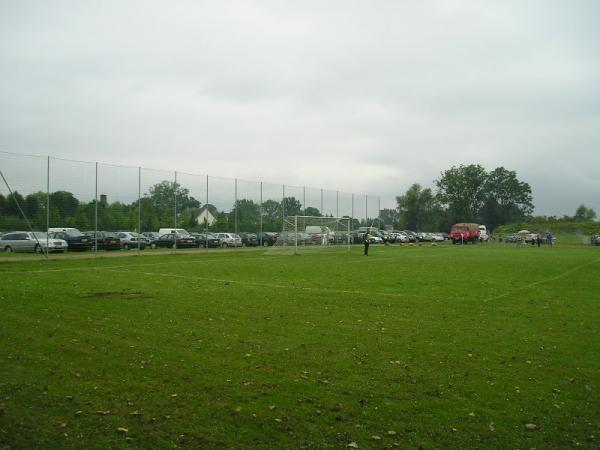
[0,150,382,253]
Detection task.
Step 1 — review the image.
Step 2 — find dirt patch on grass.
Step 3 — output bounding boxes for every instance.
[81,290,152,300]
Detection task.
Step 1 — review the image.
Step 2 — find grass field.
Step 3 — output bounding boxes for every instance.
[1,244,599,449]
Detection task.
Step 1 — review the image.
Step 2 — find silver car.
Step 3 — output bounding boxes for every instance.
[116,232,148,250]
[1,231,68,253]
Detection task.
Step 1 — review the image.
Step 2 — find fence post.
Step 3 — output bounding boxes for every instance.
[46,156,50,256]
[365,195,368,225]
[94,162,98,256]
[336,190,339,218]
[138,167,141,253]
[351,192,354,230]
[282,184,285,227]
[303,186,306,216]
[174,171,178,228]
[173,171,177,252]
[259,181,263,246]
[234,178,238,238]
[205,175,209,251]
[320,188,323,215]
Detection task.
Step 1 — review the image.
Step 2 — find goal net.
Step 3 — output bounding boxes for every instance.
[268,215,352,253]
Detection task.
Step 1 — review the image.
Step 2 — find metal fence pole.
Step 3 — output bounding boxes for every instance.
[282,184,285,227]
[205,175,209,251]
[259,181,263,246]
[174,170,178,228]
[351,192,354,230]
[138,167,141,253]
[336,190,339,217]
[365,195,368,226]
[94,162,98,256]
[303,186,306,216]
[46,156,50,256]
[234,178,238,238]
[378,196,381,223]
[320,188,323,215]
[173,171,177,252]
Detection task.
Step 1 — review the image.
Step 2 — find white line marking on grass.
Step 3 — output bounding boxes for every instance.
[0,255,289,275]
[484,257,600,301]
[96,267,415,299]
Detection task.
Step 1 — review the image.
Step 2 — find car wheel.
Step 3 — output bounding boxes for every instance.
[221,243,228,248]
[151,243,157,249]
[34,244,43,253]
[262,241,269,247]
[4,246,13,253]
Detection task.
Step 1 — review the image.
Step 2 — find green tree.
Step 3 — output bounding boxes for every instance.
[145,181,200,227]
[396,184,439,231]
[282,197,302,216]
[49,191,79,219]
[262,199,282,231]
[574,204,597,221]
[304,206,321,217]
[379,208,399,227]
[435,164,488,224]
[3,191,25,216]
[231,199,261,232]
[480,167,533,229]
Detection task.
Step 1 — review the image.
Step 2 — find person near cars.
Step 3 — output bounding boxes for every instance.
[364,228,371,256]
[546,231,553,246]
[536,234,541,247]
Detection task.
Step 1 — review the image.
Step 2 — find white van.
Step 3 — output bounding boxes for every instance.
[158,228,190,237]
[48,227,81,233]
[478,225,489,242]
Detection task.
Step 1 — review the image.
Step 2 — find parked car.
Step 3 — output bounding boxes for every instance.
[214,233,243,248]
[190,232,220,248]
[1,231,67,253]
[142,232,161,242]
[48,229,93,251]
[257,232,278,246]
[391,231,410,243]
[504,233,519,243]
[150,234,197,249]
[591,235,600,246]
[157,228,190,236]
[116,232,147,250]
[238,232,259,247]
[402,230,419,242]
[83,231,122,251]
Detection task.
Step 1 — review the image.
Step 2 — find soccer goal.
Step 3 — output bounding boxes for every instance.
[269,215,352,254]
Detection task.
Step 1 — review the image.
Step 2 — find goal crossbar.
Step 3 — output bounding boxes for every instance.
[276,215,352,254]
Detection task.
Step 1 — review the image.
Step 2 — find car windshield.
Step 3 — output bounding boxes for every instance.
[104,232,118,238]
[31,232,48,239]
[66,230,83,237]
[452,227,467,232]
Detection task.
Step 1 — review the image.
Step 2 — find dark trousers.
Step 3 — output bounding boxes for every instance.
[364,241,370,255]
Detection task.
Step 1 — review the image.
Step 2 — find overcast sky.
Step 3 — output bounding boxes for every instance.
[1,0,599,216]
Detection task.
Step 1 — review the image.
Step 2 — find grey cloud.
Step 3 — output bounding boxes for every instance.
[1,0,599,216]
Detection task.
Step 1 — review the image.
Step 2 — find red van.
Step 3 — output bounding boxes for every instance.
[449,223,481,244]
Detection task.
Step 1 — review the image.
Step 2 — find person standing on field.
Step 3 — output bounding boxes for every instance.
[364,228,371,256]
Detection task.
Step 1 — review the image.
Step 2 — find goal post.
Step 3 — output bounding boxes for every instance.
[270,215,352,254]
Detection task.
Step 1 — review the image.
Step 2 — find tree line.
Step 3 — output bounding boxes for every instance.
[0,180,368,232]
[389,164,597,232]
